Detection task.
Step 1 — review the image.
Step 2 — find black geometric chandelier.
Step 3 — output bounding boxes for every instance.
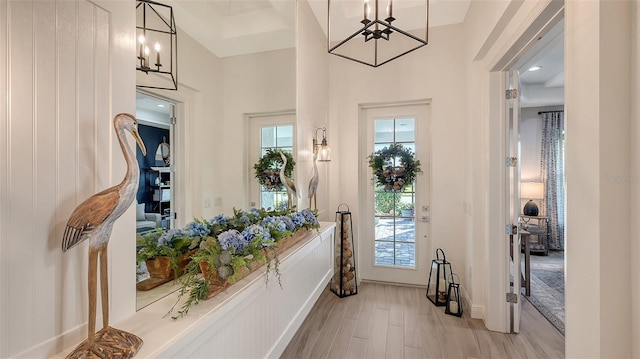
[328,0,429,68]
[136,0,178,90]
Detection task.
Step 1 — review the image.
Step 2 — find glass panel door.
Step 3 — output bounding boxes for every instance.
[374,118,416,267]
[360,102,430,285]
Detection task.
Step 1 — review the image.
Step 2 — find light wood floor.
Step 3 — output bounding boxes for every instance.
[282,282,564,359]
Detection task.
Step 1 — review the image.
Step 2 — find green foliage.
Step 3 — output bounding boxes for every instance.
[375,192,401,215]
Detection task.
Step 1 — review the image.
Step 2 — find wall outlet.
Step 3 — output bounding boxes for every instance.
[204,198,212,208]
[214,197,222,206]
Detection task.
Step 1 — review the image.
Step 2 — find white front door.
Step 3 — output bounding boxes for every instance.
[359,102,431,285]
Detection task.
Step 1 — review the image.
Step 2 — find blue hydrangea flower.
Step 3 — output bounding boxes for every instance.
[157,228,184,246]
[261,216,287,232]
[300,209,318,226]
[183,221,210,238]
[237,214,251,225]
[280,216,296,231]
[209,214,231,226]
[242,224,274,248]
[217,229,247,251]
[242,224,271,243]
[290,212,306,228]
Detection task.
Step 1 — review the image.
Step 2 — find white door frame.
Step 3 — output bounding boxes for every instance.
[485,4,564,333]
[357,100,431,286]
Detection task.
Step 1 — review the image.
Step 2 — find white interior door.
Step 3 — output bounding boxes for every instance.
[506,70,522,333]
[359,102,431,285]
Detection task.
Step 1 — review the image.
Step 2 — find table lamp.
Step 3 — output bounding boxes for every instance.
[521,182,544,216]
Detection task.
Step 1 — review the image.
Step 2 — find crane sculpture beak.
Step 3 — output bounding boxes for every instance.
[132,128,147,156]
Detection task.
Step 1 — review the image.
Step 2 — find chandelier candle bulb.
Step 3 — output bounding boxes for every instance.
[154,42,161,67]
[138,35,145,60]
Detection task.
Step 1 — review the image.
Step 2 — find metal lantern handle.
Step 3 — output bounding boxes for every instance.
[449,273,460,285]
[337,203,350,213]
[435,248,446,262]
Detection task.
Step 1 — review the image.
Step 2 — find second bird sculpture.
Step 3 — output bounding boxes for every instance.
[62,113,146,358]
[279,151,300,209]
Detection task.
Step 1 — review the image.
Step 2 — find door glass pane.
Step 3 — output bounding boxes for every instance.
[260,124,294,210]
[373,118,416,267]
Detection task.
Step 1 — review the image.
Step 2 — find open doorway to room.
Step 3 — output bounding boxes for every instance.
[134,91,179,310]
[514,19,566,334]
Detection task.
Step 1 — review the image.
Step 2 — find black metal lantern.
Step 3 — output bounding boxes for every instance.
[445,273,462,317]
[331,204,358,297]
[136,0,178,90]
[426,248,451,306]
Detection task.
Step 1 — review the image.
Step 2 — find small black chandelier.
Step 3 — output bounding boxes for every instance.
[136,0,178,90]
[328,0,429,67]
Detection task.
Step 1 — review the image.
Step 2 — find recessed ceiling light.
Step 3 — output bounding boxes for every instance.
[157,104,165,108]
[528,66,542,72]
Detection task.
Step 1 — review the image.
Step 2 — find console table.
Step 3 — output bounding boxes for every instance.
[521,214,549,256]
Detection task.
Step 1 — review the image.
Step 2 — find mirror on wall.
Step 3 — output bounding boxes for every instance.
[135,0,296,311]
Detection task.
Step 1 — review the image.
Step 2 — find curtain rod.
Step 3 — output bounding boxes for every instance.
[538,110,564,115]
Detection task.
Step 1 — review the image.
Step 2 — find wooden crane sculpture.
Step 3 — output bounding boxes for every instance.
[308,152,319,210]
[279,151,300,209]
[62,113,146,358]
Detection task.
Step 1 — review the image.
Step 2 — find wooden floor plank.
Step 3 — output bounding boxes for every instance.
[367,308,390,358]
[309,301,346,357]
[345,337,369,359]
[326,318,357,359]
[387,285,404,326]
[386,325,405,359]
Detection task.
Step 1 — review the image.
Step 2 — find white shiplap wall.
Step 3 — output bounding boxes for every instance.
[0,1,135,357]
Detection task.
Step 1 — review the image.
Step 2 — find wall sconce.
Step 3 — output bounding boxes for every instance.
[313,127,331,162]
[521,182,544,216]
[136,0,178,91]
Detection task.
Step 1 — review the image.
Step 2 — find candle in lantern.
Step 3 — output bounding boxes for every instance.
[439,279,446,292]
[154,42,161,66]
[449,300,458,313]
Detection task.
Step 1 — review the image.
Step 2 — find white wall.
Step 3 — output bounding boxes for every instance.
[0,0,135,357]
[327,23,468,289]
[565,1,633,357]
[297,0,331,220]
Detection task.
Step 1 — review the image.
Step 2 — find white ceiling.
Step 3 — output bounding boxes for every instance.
[163,0,470,58]
[150,1,562,107]
[515,19,564,107]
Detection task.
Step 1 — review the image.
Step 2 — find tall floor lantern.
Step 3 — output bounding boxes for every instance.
[331,204,358,297]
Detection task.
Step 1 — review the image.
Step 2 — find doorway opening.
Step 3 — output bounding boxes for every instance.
[511,19,566,334]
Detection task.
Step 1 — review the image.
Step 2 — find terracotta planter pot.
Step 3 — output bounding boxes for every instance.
[137,252,193,291]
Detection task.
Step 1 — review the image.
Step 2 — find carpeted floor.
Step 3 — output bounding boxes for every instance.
[525,250,565,334]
